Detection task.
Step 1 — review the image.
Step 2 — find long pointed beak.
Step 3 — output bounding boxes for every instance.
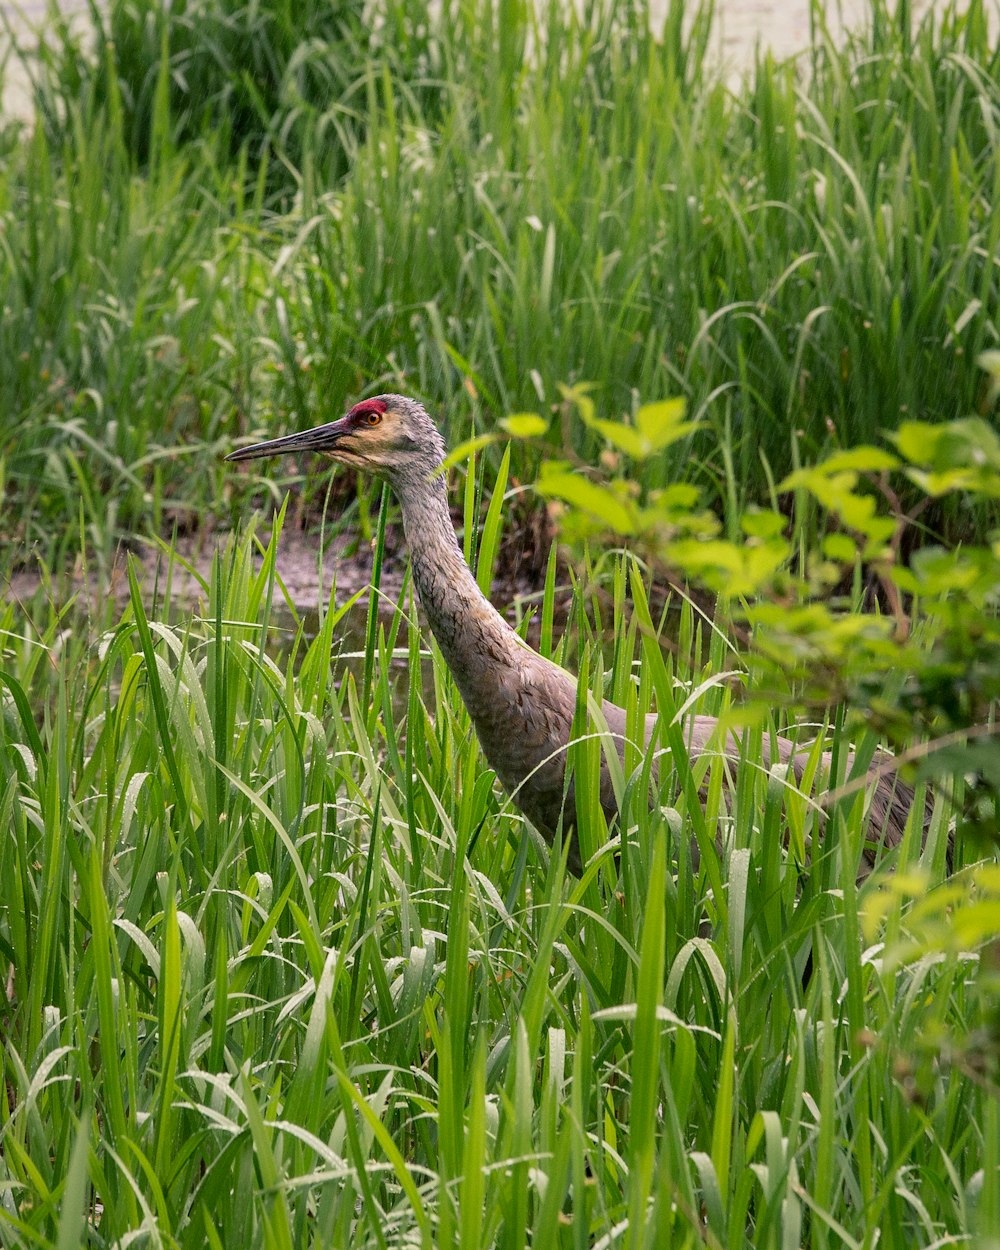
[225,416,350,463]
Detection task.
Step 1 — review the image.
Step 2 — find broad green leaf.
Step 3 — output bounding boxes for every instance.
[741,508,786,539]
[588,417,651,458]
[501,412,549,438]
[535,466,637,534]
[437,432,499,473]
[636,398,695,451]
[893,420,946,465]
[894,416,1000,471]
[823,533,858,562]
[664,536,790,596]
[816,447,898,475]
[907,467,1000,499]
[651,483,702,510]
[584,399,696,460]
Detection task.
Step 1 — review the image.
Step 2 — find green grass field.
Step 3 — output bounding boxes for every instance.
[1,0,999,1245]
[0,520,988,1248]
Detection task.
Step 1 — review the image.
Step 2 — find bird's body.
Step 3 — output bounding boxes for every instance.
[227,394,923,874]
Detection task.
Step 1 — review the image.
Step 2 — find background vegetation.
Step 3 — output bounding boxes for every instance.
[1,0,998,1246]
[2,0,999,563]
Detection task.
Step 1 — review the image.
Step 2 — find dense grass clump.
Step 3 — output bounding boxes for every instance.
[0,522,990,1247]
[1,0,998,567]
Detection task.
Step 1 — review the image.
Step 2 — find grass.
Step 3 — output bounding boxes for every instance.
[0,500,992,1247]
[1,0,999,570]
[1,0,998,1244]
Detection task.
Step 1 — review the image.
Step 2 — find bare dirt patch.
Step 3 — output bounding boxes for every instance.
[6,507,559,629]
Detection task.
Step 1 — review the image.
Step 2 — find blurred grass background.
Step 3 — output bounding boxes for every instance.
[1,0,998,572]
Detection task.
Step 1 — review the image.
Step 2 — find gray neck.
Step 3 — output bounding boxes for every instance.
[395,472,518,702]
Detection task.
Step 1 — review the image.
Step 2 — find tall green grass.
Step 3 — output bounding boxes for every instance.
[2,0,998,573]
[1,5,996,1243]
[0,508,990,1246]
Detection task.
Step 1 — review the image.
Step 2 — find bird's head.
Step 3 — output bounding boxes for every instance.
[225,394,447,488]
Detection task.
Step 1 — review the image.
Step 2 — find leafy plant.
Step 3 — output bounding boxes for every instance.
[530,379,1000,820]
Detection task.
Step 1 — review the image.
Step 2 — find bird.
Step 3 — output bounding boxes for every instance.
[226,393,926,877]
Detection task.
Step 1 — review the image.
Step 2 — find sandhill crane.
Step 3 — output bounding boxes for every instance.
[226,393,922,875]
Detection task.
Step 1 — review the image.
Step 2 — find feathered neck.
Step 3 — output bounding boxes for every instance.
[394,471,519,704]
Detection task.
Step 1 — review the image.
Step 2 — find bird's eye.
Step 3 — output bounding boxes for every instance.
[365,412,382,426]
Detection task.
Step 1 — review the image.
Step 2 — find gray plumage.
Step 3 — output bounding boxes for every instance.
[227,394,924,875]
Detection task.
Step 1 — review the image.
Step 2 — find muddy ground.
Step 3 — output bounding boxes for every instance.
[5,506,563,632]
